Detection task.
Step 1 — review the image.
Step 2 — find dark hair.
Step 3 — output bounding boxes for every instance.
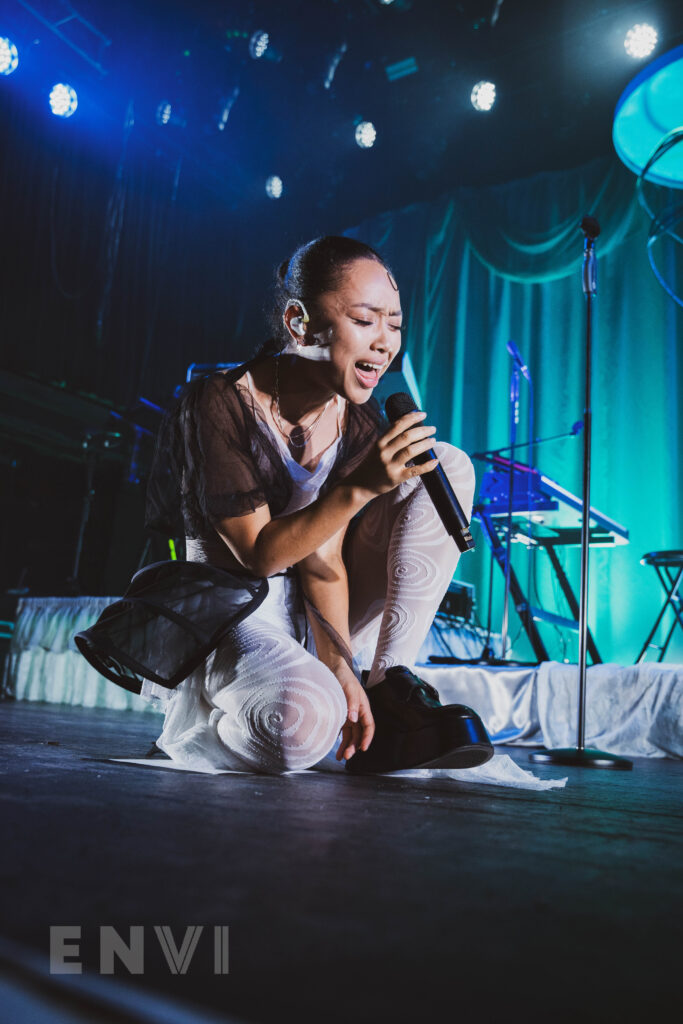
[256,235,394,358]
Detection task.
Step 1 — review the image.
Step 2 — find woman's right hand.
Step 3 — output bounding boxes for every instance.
[346,411,439,499]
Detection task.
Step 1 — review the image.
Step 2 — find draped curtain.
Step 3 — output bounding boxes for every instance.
[345,156,683,665]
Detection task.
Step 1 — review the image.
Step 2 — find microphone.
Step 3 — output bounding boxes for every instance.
[581,215,600,296]
[506,339,531,382]
[385,393,475,554]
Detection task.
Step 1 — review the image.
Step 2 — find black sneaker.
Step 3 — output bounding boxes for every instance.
[345,665,494,775]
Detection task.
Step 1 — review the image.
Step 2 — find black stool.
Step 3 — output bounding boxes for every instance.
[635,550,683,663]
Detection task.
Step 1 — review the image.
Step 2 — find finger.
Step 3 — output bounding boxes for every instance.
[379,410,427,448]
[335,724,352,760]
[384,424,436,460]
[407,457,439,478]
[339,718,361,761]
[358,704,376,752]
[393,436,440,466]
[343,739,357,760]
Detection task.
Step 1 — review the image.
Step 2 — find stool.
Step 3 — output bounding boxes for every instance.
[635,550,683,663]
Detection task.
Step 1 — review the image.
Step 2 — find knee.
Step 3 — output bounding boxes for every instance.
[433,441,475,481]
[215,660,347,775]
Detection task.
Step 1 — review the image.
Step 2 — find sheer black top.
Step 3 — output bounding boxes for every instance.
[145,352,386,541]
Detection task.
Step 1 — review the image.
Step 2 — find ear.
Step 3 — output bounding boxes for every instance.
[282,299,311,342]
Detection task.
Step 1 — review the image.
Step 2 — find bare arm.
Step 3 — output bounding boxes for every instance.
[297,525,375,761]
[296,524,353,674]
[214,480,369,578]
[213,410,437,578]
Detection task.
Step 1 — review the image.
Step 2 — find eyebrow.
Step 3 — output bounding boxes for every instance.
[350,303,403,317]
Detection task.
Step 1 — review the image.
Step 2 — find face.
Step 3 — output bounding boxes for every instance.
[298,258,403,403]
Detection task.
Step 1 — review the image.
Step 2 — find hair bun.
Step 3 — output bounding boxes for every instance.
[277,259,290,285]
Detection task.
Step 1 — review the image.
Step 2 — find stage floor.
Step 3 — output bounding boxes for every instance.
[1,700,680,1023]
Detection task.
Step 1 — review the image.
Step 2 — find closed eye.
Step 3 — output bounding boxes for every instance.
[353,318,405,332]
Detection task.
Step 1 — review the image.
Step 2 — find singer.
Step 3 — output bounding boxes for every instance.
[143,236,493,775]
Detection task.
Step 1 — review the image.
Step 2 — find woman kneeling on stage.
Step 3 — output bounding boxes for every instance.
[142,235,494,775]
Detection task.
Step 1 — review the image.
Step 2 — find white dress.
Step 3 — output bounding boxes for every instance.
[141,373,480,776]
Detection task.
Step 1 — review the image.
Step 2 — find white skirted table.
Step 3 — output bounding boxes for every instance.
[3,596,160,714]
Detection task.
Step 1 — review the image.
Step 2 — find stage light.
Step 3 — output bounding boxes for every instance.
[156,101,172,125]
[155,101,187,129]
[624,24,657,59]
[471,80,496,111]
[355,121,377,148]
[266,175,283,199]
[49,83,78,118]
[0,37,19,75]
[249,31,269,60]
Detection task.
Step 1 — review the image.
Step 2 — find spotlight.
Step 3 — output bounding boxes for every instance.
[249,30,269,60]
[0,37,19,76]
[355,121,377,148]
[471,80,496,112]
[156,101,172,125]
[49,83,78,118]
[266,175,283,199]
[624,24,657,59]
[155,101,186,128]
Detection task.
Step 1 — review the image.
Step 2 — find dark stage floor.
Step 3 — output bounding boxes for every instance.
[1,701,681,1023]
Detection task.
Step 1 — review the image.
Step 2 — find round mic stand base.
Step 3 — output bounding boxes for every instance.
[529,746,632,770]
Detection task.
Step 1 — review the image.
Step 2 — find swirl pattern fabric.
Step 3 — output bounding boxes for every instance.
[150,442,476,774]
[346,442,476,685]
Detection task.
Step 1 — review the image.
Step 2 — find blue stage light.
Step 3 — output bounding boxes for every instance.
[156,101,172,126]
[624,24,657,59]
[49,83,78,118]
[249,31,269,60]
[266,175,283,199]
[355,121,377,148]
[471,80,496,111]
[0,37,19,75]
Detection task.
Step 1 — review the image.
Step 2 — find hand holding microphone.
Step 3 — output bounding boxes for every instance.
[348,408,440,498]
[384,393,475,555]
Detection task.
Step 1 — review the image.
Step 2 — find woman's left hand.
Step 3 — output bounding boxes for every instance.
[334,667,375,762]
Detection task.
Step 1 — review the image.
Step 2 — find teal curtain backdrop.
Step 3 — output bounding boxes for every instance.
[344,155,683,665]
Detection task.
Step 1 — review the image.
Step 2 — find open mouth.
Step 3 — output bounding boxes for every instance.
[354,361,383,388]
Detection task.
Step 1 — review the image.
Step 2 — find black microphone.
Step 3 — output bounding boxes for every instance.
[506,339,531,382]
[580,215,600,296]
[385,392,475,554]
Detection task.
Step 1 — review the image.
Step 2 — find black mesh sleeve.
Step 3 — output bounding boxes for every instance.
[145,369,278,539]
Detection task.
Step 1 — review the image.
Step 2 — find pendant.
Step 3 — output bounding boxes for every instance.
[287,425,309,449]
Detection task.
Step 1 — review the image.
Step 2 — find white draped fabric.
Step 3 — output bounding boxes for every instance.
[4,596,159,713]
[4,596,682,760]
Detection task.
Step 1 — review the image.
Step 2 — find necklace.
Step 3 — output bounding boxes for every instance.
[273,356,331,449]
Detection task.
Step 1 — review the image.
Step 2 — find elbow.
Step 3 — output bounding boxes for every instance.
[297,552,346,584]
[247,533,290,579]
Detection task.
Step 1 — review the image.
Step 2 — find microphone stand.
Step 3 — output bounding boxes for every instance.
[500,368,519,659]
[472,424,583,460]
[530,217,632,770]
